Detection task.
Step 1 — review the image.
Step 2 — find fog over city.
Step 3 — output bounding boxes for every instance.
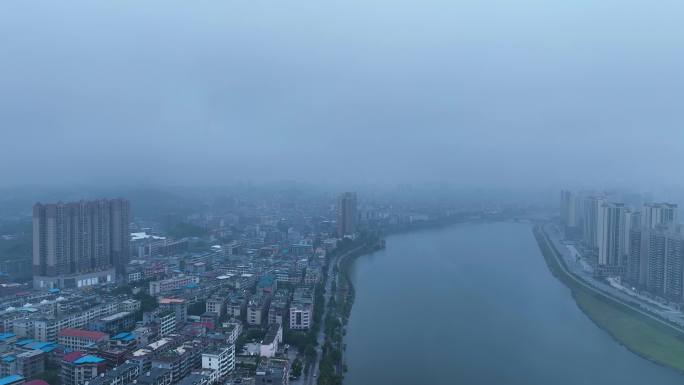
[1,0,683,192]
[5,3,684,385]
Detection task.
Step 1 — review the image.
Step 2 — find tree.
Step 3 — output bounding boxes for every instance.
[291,359,303,378]
[168,222,207,239]
[187,300,206,316]
[135,291,158,312]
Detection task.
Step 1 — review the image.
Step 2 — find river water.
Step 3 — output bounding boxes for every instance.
[344,222,684,385]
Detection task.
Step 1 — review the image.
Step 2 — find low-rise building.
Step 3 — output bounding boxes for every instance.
[0,349,45,379]
[201,344,235,382]
[255,358,289,385]
[149,276,199,296]
[158,299,187,328]
[58,329,109,351]
[151,340,202,384]
[118,300,141,313]
[176,373,208,385]
[159,312,176,337]
[205,296,225,318]
[0,375,24,385]
[90,312,136,335]
[259,324,282,358]
[60,352,106,385]
[289,289,313,331]
[134,367,172,385]
[86,361,139,385]
[246,295,270,326]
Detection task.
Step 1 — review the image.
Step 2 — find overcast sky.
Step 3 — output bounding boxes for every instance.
[1,0,683,191]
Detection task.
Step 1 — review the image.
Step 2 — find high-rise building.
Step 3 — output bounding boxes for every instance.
[626,205,678,289]
[597,202,631,274]
[337,192,357,238]
[582,196,606,251]
[560,190,582,238]
[644,227,684,300]
[32,198,130,289]
[627,228,644,285]
[642,203,678,230]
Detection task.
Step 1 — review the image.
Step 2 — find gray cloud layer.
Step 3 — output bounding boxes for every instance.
[1,0,683,190]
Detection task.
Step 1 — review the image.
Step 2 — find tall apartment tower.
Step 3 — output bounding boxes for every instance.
[337,192,357,238]
[110,198,131,273]
[626,203,677,291]
[560,190,582,239]
[583,196,607,251]
[642,203,678,229]
[32,198,130,289]
[597,202,631,274]
[644,227,684,301]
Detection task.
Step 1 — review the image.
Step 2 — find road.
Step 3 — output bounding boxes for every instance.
[302,243,367,385]
[539,224,684,334]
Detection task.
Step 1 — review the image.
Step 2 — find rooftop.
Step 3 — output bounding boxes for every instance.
[58,328,109,341]
[63,351,105,364]
[0,375,24,385]
[111,332,136,342]
[99,311,131,321]
[159,298,186,304]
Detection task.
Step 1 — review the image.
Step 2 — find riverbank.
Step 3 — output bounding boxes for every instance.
[533,226,684,373]
[315,235,384,385]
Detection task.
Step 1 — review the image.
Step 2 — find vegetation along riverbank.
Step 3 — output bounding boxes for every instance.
[533,226,684,374]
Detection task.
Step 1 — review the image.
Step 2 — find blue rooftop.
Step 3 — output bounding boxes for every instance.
[48,288,60,293]
[24,341,56,352]
[1,356,15,363]
[111,332,134,341]
[15,339,33,346]
[74,355,105,364]
[0,375,24,385]
[0,333,15,341]
[186,283,198,289]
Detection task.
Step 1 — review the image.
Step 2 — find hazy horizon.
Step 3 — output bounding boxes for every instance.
[2,0,683,191]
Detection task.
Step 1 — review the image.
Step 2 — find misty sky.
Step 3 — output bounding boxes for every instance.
[1,0,683,190]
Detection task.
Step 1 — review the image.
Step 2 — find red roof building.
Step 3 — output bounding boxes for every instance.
[58,329,108,351]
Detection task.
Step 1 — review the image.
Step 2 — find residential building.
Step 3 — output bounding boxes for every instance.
[288,302,312,331]
[642,203,678,230]
[0,350,45,379]
[176,374,208,385]
[337,192,357,238]
[86,361,139,385]
[32,199,130,289]
[157,312,177,337]
[151,341,202,384]
[0,375,24,385]
[583,196,606,251]
[205,296,225,318]
[58,329,109,351]
[118,299,141,313]
[560,190,582,238]
[201,344,235,381]
[134,367,172,385]
[158,299,188,328]
[255,358,289,385]
[90,312,136,335]
[246,295,270,326]
[60,352,106,385]
[149,276,199,296]
[259,323,282,358]
[641,226,684,301]
[597,203,631,275]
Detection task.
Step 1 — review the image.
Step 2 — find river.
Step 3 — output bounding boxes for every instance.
[344,222,684,385]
